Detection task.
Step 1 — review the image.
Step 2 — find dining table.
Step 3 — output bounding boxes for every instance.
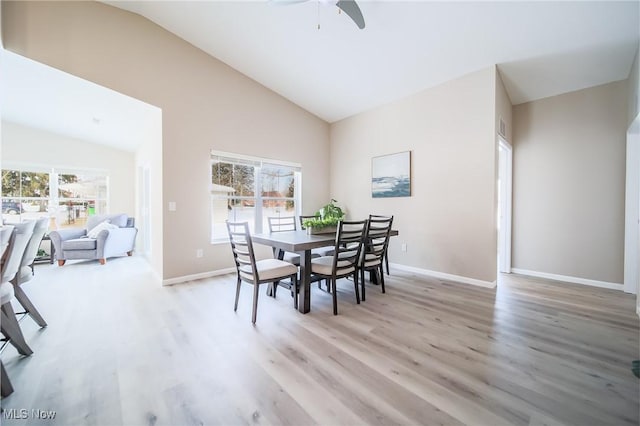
[252,230,335,313]
[252,228,398,314]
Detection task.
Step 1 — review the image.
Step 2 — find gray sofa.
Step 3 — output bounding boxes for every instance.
[49,213,137,266]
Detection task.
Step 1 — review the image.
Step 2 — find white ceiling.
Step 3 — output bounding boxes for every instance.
[0,50,160,152]
[1,1,638,152]
[104,0,640,123]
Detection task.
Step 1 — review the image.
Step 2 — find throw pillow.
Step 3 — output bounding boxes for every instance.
[87,220,117,239]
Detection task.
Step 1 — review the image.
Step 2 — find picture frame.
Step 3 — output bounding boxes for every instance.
[371,151,411,198]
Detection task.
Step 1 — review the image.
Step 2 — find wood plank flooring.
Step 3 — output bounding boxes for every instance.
[1,256,638,425]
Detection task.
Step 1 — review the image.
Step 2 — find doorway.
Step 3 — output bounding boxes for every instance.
[624,113,640,297]
[498,138,513,274]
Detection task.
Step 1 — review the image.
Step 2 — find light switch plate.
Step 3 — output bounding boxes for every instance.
[168,202,176,211]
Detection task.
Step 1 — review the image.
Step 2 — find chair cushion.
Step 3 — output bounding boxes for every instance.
[0,282,14,305]
[312,247,334,257]
[361,253,382,268]
[239,258,298,282]
[282,251,301,265]
[311,256,355,276]
[62,238,97,251]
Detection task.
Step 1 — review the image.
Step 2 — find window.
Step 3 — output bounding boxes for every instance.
[1,166,108,229]
[211,151,301,242]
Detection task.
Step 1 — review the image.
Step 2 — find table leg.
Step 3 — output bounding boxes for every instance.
[298,250,311,313]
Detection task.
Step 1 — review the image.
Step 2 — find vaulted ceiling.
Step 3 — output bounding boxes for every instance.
[104,1,640,122]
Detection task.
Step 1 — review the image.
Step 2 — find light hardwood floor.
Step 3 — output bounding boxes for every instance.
[1,256,638,425]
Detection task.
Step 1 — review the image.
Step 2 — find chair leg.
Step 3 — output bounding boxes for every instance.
[12,284,47,328]
[353,272,360,304]
[379,265,386,293]
[292,274,298,310]
[360,267,366,302]
[0,304,33,356]
[251,284,259,324]
[1,360,14,397]
[384,253,390,275]
[331,278,338,315]
[234,277,241,312]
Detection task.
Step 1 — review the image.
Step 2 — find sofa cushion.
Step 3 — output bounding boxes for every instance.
[62,238,97,251]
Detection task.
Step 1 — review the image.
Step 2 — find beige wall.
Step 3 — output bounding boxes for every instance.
[2,1,330,280]
[1,121,135,216]
[330,67,498,284]
[512,81,627,284]
[627,46,640,127]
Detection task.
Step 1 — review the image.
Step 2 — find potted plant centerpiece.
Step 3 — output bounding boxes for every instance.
[303,199,345,235]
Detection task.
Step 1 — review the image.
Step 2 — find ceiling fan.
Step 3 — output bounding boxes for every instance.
[273,0,366,29]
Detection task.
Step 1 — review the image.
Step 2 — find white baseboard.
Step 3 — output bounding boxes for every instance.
[510,268,624,291]
[163,267,235,286]
[390,263,496,288]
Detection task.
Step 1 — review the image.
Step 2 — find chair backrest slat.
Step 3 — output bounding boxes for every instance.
[226,221,259,283]
[268,216,297,233]
[363,216,393,260]
[332,220,367,270]
[299,215,317,230]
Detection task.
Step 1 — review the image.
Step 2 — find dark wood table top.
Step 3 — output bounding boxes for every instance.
[252,230,335,252]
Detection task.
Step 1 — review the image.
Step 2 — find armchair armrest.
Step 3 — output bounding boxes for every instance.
[100,227,138,259]
[49,228,87,254]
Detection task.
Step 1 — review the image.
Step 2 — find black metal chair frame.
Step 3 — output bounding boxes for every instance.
[369,214,394,275]
[226,221,299,324]
[360,216,393,301]
[311,220,367,315]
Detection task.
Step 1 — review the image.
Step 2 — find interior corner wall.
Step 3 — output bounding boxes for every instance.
[627,45,640,127]
[495,70,513,144]
[330,67,498,284]
[512,81,627,284]
[1,121,135,216]
[134,110,163,280]
[2,1,330,280]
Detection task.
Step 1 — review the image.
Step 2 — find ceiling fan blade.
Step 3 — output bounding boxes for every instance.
[336,0,365,29]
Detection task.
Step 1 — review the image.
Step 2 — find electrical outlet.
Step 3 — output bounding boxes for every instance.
[401,243,407,252]
[196,249,203,258]
[168,202,177,211]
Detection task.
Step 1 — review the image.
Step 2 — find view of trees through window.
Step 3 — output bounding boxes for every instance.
[1,168,108,229]
[210,153,300,241]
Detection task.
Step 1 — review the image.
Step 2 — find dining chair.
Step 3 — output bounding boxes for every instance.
[1,222,36,397]
[10,217,49,327]
[310,220,367,315]
[267,216,301,265]
[360,216,393,301]
[369,214,394,275]
[226,221,299,324]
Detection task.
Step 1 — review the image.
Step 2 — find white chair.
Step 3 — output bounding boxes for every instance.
[226,221,299,324]
[310,220,367,315]
[11,217,49,327]
[1,222,36,397]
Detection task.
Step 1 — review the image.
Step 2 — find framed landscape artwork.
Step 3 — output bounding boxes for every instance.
[371,151,411,198]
